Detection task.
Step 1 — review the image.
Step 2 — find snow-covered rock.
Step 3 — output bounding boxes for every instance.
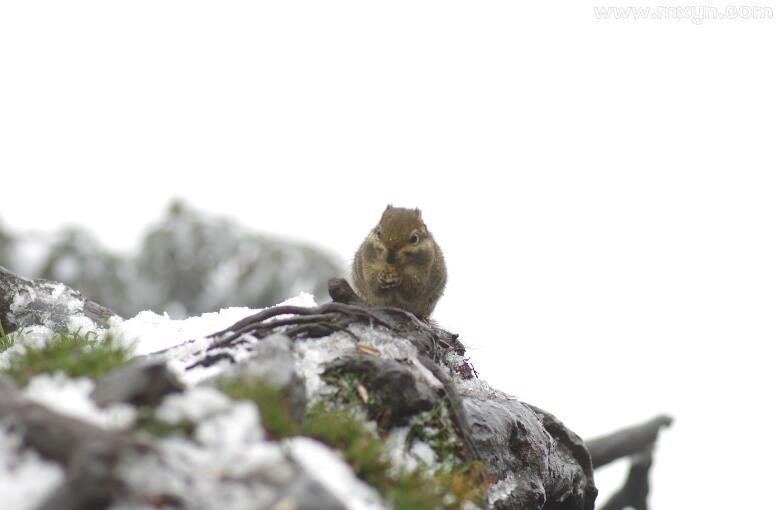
[0,201,342,319]
[0,267,597,510]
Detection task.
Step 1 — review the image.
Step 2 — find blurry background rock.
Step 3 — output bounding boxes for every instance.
[0,200,342,319]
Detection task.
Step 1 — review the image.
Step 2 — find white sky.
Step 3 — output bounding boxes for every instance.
[1,2,776,507]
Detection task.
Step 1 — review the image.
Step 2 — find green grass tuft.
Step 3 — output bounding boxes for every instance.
[0,322,13,353]
[220,377,301,439]
[1,330,131,386]
[408,401,466,463]
[303,402,490,510]
[221,377,490,510]
[302,402,393,492]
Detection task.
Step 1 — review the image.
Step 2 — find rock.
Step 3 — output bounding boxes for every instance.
[324,355,437,427]
[92,361,184,408]
[227,333,308,422]
[278,477,348,510]
[0,201,343,319]
[0,266,115,334]
[463,397,596,509]
[2,371,351,510]
[0,266,600,510]
[195,280,599,510]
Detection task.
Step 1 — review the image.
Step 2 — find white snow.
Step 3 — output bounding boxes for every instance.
[285,436,389,510]
[294,330,359,398]
[111,292,317,385]
[0,325,54,370]
[68,314,100,334]
[115,308,254,356]
[9,290,33,317]
[166,394,273,480]
[487,472,519,507]
[409,439,437,467]
[0,290,474,510]
[118,387,305,510]
[119,435,292,510]
[0,426,64,510]
[293,322,429,401]
[195,401,264,450]
[383,426,416,473]
[23,373,136,430]
[155,386,234,424]
[383,426,439,475]
[9,280,81,317]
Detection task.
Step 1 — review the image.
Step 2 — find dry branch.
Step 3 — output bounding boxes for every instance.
[586,415,673,469]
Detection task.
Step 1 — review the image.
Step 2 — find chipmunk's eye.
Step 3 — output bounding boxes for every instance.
[409,233,420,245]
[374,227,382,239]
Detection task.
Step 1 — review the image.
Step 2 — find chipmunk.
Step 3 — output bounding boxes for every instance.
[351,205,447,320]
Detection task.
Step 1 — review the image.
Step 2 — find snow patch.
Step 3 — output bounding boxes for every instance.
[383,426,438,475]
[487,472,519,506]
[112,292,317,385]
[285,436,388,510]
[155,386,234,424]
[410,440,437,467]
[68,314,99,334]
[294,331,359,399]
[9,290,33,317]
[0,426,64,510]
[23,373,136,430]
[118,389,308,509]
[293,323,427,401]
[195,401,264,448]
[383,426,416,473]
[0,325,54,370]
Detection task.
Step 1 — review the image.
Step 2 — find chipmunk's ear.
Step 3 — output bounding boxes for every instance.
[414,208,428,231]
[380,204,393,220]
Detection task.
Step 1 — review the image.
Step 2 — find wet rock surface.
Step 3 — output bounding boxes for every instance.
[0,266,115,334]
[91,361,184,408]
[324,356,437,427]
[0,268,599,510]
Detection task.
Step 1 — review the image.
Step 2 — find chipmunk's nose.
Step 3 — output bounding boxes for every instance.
[379,265,400,288]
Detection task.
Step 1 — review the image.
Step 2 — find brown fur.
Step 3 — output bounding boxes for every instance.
[351,205,447,320]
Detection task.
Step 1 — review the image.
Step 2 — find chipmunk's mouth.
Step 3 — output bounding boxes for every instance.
[378,269,400,289]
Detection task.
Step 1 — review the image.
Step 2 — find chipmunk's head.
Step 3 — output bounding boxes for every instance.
[361,205,435,291]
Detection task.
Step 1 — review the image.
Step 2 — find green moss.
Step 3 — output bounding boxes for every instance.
[0,322,12,353]
[321,368,367,406]
[302,403,392,490]
[1,330,131,386]
[321,367,396,430]
[408,401,465,463]
[396,463,491,510]
[325,367,466,463]
[221,376,489,509]
[304,402,489,510]
[220,377,301,439]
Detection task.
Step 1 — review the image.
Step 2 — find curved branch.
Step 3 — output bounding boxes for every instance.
[598,449,653,510]
[586,415,672,469]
